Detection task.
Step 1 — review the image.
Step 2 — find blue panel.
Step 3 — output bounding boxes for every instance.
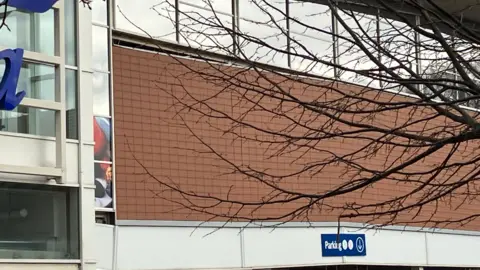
[7,0,58,13]
[0,49,26,111]
[321,234,366,257]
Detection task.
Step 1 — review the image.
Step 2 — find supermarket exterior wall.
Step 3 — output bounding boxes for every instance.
[111,43,480,230]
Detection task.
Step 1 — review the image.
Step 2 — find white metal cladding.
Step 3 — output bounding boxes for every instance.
[96,222,480,270]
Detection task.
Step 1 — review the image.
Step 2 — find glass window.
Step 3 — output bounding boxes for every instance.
[92,0,108,25]
[94,117,113,209]
[94,162,113,208]
[378,15,417,92]
[418,28,453,79]
[92,26,109,72]
[93,72,111,116]
[65,0,77,66]
[93,116,112,162]
[0,7,56,56]
[238,0,288,66]
[0,61,56,101]
[418,27,457,99]
[178,2,234,54]
[0,182,79,259]
[182,0,231,14]
[289,1,334,77]
[0,106,56,137]
[337,9,379,87]
[115,0,176,41]
[66,69,78,139]
[453,37,480,108]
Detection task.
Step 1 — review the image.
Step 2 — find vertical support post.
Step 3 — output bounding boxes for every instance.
[331,5,339,79]
[286,0,291,68]
[108,0,118,219]
[55,0,67,183]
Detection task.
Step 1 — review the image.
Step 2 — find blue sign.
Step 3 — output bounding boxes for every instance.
[321,233,366,257]
[0,49,26,111]
[7,0,58,13]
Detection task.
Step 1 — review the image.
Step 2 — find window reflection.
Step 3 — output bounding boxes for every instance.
[238,0,288,66]
[92,26,109,72]
[0,7,55,56]
[337,9,379,87]
[115,0,176,41]
[65,0,77,66]
[93,72,111,116]
[0,61,56,101]
[379,15,417,92]
[0,106,56,137]
[289,1,334,77]
[178,2,234,54]
[0,182,79,259]
[92,0,108,25]
[181,0,231,14]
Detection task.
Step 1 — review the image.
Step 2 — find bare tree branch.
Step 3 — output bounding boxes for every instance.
[116,0,480,230]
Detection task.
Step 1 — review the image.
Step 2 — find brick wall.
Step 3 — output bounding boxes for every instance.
[112,45,480,230]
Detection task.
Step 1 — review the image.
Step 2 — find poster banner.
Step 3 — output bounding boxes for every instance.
[94,116,113,208]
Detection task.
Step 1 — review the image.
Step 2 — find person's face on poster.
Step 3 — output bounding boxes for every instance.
[105,166,112,182]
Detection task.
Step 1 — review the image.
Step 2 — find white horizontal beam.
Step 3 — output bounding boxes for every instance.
[0,45,62,66]
[21,97,62,111]
[0,164,62,178]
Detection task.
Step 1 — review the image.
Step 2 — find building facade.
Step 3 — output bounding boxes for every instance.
[0,0,111,269]
[2,1,480,270]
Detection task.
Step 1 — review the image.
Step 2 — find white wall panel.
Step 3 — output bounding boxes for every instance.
[112,223,480,270]
[95,224,115,270]
[426,232,480,267]
[0,135,78,184]
[116,226,242,270]
[83,187,99,264]
[342,227,427,266]
[0,265,78,270]
[243,227,342,268]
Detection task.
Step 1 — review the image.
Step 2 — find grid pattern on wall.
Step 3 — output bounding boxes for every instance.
[92,0,115,212]
[113,0,480,109]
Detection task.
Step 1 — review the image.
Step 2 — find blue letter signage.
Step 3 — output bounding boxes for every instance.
[0,49,26,111]
[7,0,58,13]
[321,233,366,257]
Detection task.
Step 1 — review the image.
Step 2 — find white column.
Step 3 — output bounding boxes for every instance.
[77,1,96,270]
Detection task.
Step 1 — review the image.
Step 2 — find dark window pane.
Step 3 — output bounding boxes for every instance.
[66,69,78,139]
[0,182,79,259]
